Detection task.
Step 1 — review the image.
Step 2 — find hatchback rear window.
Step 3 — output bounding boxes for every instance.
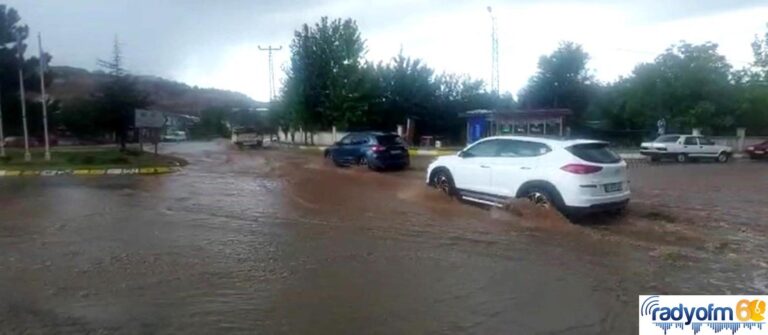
[376,135,405,146]
[566,143,621,164]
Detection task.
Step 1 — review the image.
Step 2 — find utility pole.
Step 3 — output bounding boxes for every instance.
[487,6,499,95]
[38,33,50,161]
[258,45,282,101]
[16,31,31,162]
[0,88,4,158]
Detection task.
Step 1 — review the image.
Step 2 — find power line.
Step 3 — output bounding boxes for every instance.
[487,6,499,95]
[258,45,282,102]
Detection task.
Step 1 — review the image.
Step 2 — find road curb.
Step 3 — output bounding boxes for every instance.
[0,166,181,177]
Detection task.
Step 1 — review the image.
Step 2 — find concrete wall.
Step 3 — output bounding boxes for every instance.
[277,128,349,146]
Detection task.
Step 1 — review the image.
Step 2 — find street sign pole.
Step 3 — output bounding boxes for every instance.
[38,33,50,161]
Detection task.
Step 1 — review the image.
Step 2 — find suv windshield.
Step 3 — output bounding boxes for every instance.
[654,135,680,143]
[566,143,622,164]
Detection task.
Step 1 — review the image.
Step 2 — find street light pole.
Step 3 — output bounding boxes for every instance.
[17,32,31,162]
[38,33,50,161]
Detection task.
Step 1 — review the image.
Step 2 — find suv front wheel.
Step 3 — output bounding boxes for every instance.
[432,169,456,198]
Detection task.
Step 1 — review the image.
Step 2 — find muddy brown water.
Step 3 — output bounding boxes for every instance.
[1,141,766,334]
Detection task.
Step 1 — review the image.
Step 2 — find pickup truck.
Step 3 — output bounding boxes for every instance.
[231,127,264,148]
[640,134,732,163]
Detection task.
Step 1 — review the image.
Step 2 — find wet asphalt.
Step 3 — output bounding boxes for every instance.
[0,140,766,334]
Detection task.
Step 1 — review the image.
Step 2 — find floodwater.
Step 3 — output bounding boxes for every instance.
[1,141,766,334]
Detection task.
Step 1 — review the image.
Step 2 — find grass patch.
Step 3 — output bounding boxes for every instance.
[0,148,186,170]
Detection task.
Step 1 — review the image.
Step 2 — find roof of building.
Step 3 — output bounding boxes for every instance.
[462,108,572,118]
[475,135,607,148]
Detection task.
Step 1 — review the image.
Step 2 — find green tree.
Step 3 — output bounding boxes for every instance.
[94,37,149,150]
[0,5,53,137]
[614,42,734,133]
[189,107,230,139]
[752,23,768,81]
[519,42,594,121]
[281,17,368,137]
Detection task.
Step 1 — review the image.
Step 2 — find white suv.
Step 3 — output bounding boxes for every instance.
[426,136,630,216]
[640,135,732,163]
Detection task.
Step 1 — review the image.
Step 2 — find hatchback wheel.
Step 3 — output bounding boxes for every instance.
[676,153,687,163]
[716,152,729,163]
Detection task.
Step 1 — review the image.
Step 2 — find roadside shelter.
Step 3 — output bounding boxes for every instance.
[461,108,572,144]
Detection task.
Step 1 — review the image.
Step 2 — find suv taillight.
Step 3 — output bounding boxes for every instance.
[561,164,603,174]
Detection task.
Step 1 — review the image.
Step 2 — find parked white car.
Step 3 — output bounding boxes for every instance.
[426,136,630,216]
[640,135,732,163]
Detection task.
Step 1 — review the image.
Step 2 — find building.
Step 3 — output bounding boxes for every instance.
[462,108,572,143]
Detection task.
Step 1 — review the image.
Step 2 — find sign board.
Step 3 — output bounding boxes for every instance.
[135,109,166,128]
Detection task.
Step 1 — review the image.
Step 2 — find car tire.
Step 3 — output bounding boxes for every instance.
[675,153,687,163]
[523,186,557,209]
[650,156,660,162]
[716,152,729,163]
[432,169,456,198]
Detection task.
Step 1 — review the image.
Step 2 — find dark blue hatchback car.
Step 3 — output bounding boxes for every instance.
[326,132,410,171]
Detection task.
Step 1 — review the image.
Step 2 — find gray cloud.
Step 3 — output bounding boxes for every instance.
[4,0,765,98]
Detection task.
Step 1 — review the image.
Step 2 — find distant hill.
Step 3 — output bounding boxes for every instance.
[48,66,267,116]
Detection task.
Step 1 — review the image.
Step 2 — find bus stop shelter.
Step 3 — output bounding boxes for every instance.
[462,108,572,144]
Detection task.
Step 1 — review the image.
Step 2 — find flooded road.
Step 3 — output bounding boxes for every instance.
[1,141,766,334]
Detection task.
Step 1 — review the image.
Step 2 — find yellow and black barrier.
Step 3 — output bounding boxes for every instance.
[0,167,181,177]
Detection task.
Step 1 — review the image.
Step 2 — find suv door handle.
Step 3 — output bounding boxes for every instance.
[520,167,531,170]
[479,165,490,168]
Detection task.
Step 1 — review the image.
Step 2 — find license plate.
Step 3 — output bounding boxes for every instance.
[390,150,402,154]
[756,150,765,154]
[604,182,623,193]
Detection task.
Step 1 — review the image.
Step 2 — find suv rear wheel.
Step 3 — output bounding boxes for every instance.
[524,187,555,209]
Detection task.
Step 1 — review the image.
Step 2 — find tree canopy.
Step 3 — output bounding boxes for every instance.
[278,17,514,144]
[518,42,593,121]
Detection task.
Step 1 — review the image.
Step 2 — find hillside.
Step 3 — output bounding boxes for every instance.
[48,66,267,116]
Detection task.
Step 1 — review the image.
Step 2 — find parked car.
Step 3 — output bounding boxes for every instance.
[640,135,732,163]
[746,140,768,160]
[426,136,630,216]
[326,132,410,170]
[3,136,40,148]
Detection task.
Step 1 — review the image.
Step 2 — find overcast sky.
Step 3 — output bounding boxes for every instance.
[6,0,768,101]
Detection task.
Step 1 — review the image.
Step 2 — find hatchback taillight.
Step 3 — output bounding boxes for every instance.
[561,164,603,174]
[371,145,386,152]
